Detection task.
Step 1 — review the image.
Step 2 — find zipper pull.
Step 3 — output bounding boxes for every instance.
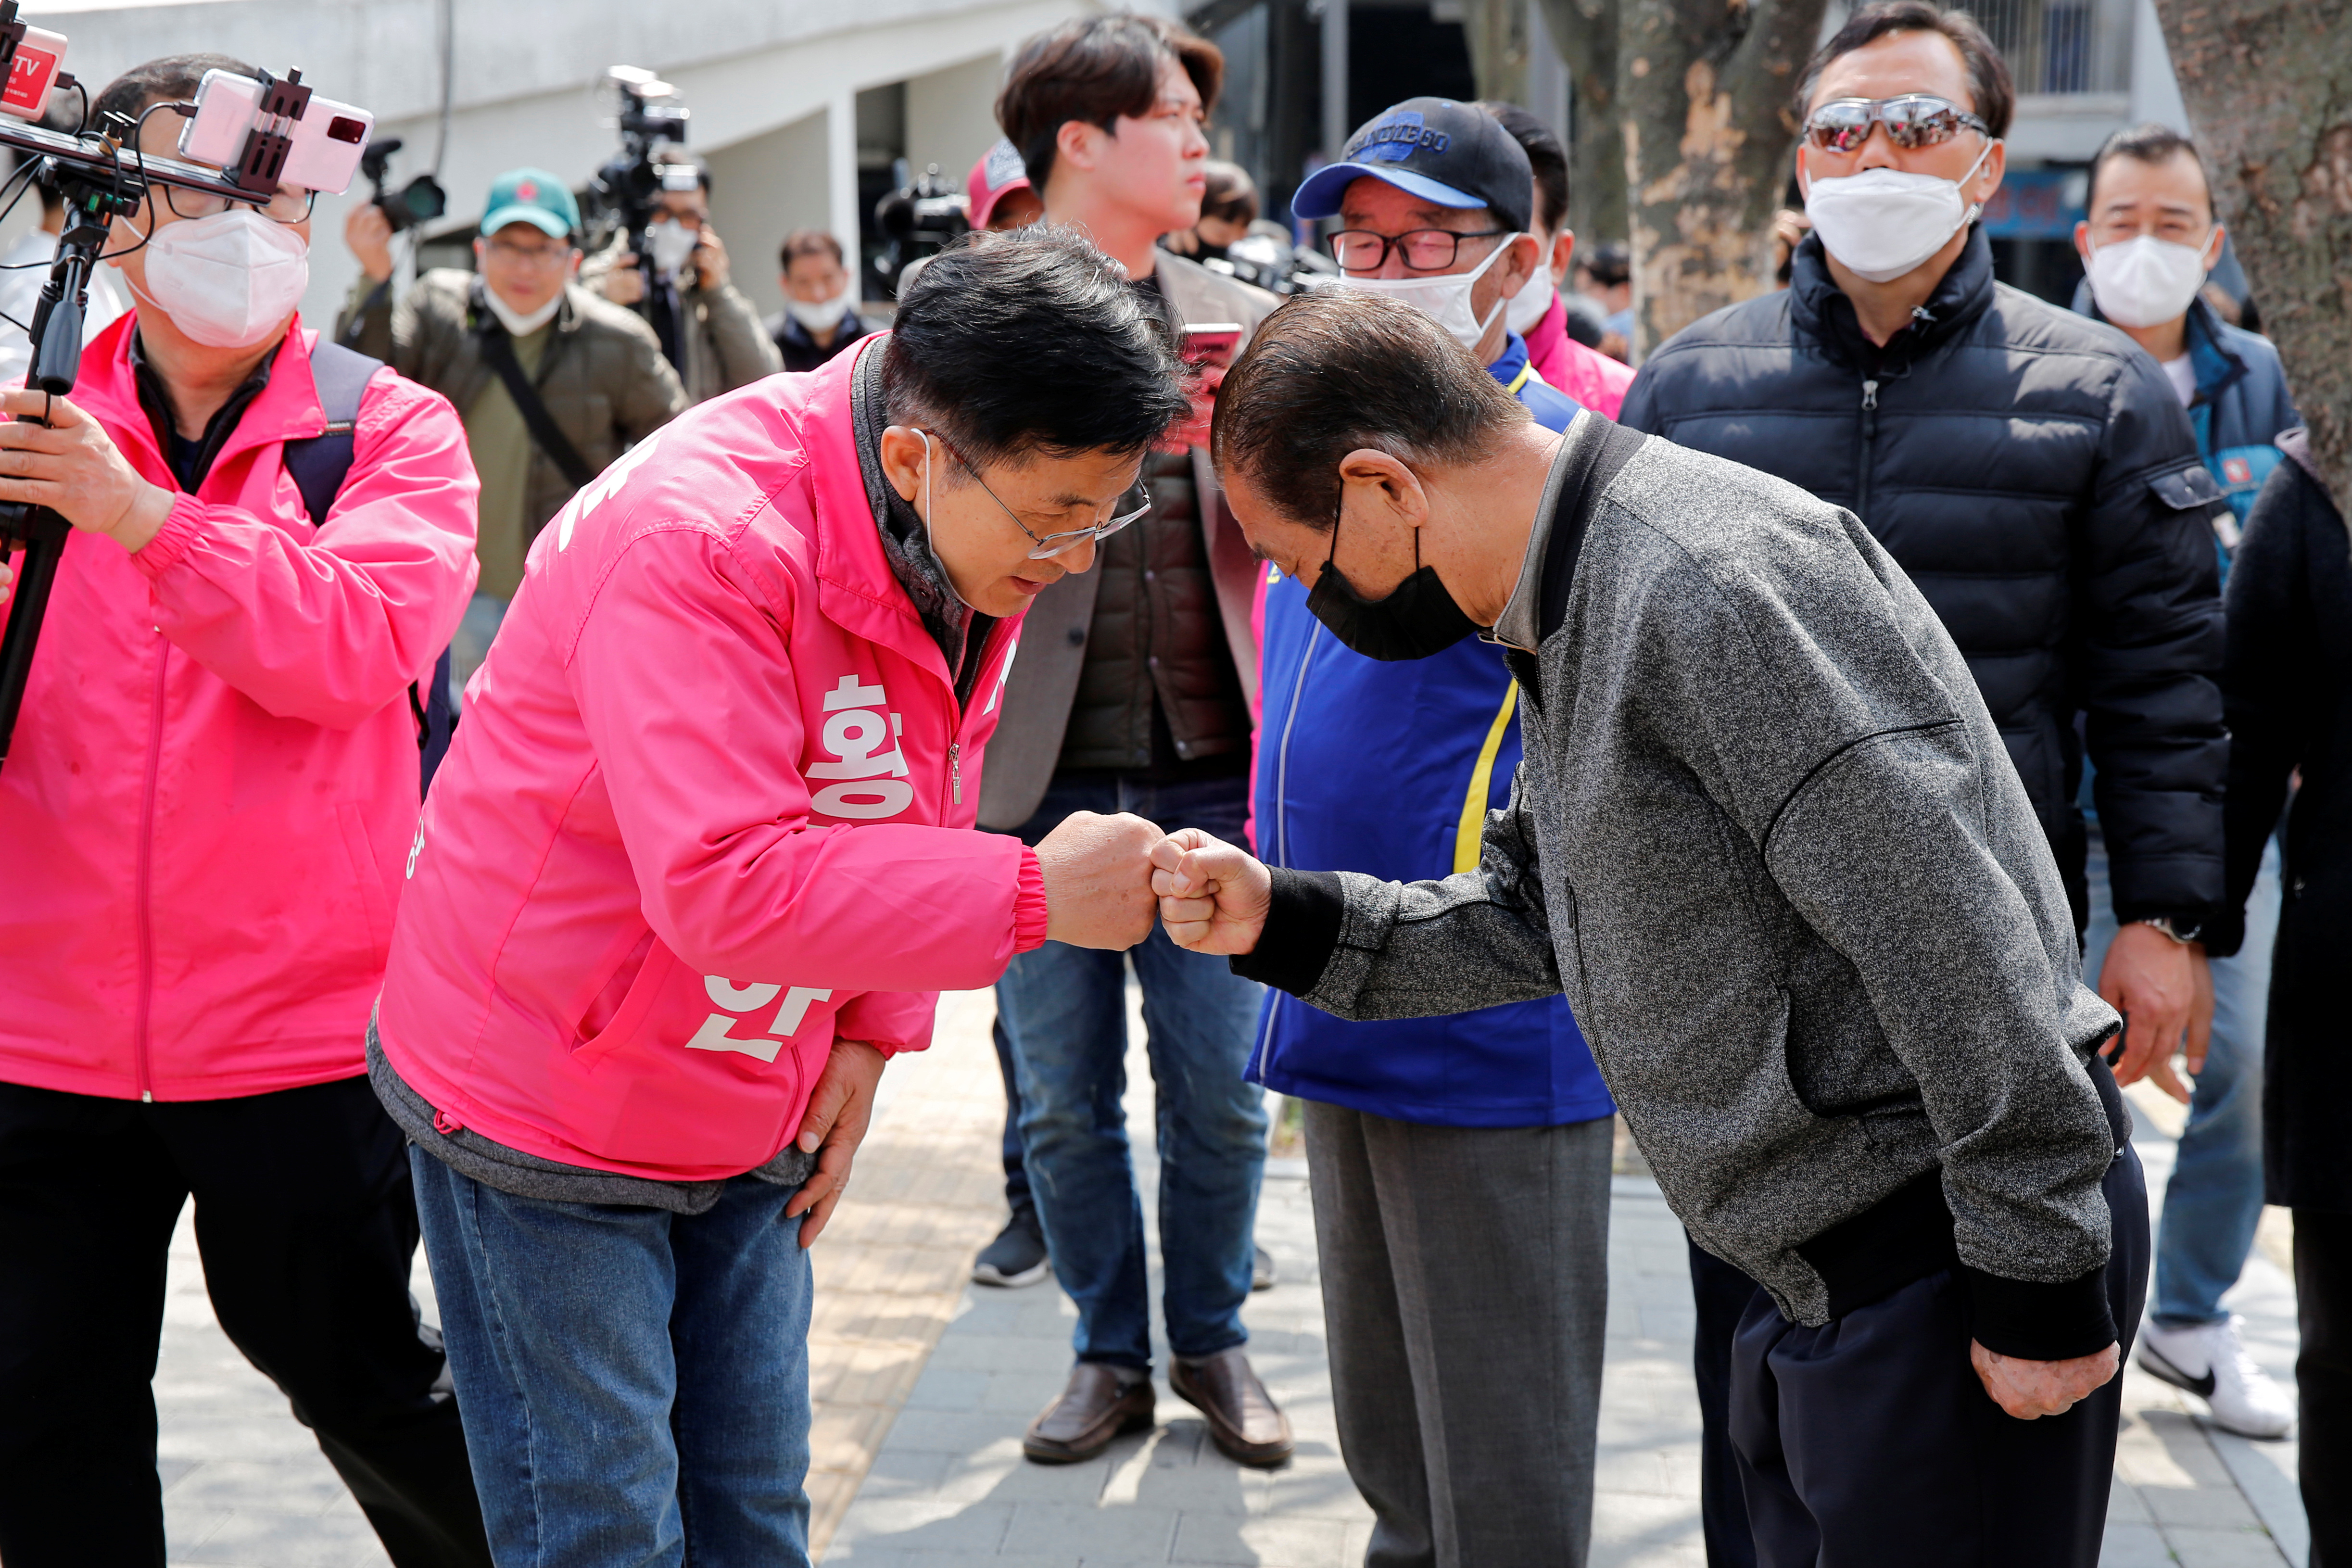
[949,742,962,805]
[1861,378,1879,411]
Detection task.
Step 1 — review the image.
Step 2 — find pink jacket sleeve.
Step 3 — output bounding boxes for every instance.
[131,374,480,728]
[568,524,1035,997]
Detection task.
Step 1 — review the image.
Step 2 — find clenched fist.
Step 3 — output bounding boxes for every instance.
[1035,810,1163,950]
[1971,1338,2120,1421]
[1149,829,1272,955]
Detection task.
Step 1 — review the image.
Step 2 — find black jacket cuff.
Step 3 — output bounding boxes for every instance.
[1229,868,1345,997]
[1963,1264,2117,1362]
[2199,910,2247,961]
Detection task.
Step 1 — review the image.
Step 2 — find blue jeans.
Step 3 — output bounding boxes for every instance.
[995,773,1268,1368]
[410,1152,813,1568]
[2083,822,2282,1328]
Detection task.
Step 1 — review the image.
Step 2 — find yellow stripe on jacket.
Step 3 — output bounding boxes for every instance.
[1454,682,1519,873]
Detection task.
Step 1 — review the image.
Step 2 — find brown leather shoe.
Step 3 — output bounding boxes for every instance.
[1170,1347,1293,1467]
[1023,1362,1155,1464]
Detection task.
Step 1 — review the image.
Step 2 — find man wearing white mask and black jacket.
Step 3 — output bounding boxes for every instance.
[1619,6,2225,1563]
[2067,122,2298,1442]
[0,54,490,1567]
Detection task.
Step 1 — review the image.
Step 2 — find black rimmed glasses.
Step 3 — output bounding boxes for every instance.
[1803,94,1990,155]
[931,433,1151,560]
[1326,227,1510,274]
[161,182,317,225]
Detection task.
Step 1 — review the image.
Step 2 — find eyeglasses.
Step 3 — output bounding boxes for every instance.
[1327,227,1509,274]
[483,237,578,268]
[161,181,316,226]
[931,433,1151,560]
[1802,94,1990,155]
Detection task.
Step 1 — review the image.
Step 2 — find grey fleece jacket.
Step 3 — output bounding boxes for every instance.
[1239,414,2129,1359]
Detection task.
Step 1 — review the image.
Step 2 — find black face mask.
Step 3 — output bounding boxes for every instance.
[1303,489,1480,661]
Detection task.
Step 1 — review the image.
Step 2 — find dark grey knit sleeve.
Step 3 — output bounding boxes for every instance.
[1272,763,1565,1022]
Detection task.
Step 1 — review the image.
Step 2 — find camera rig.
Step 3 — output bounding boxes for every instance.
[585,66,694,348]
[0,2,341,764]
[873,163,969,301]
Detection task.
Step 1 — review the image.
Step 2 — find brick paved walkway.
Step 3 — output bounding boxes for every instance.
[151,991,2311,1565]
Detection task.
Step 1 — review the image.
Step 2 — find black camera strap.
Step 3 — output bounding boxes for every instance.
[475,319,598,491]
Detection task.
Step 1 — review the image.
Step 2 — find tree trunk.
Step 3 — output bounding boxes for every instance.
[1464,0,1536,107]
[1618,0,1826,358]
[1540,0,1629,244]
[2155,0,2352,515]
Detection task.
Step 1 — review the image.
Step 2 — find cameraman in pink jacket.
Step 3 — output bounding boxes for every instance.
[0,56,485,1568]
[370,227,1189,1565]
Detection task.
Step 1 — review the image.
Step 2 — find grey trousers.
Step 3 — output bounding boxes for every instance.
[1304,1100,1613,1568]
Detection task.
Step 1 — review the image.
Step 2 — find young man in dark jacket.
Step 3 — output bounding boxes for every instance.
[977,13,1290,1471]
[2070,122,2300,1439]
[1151,287,2146,1565]
[1618,11,2224,1554]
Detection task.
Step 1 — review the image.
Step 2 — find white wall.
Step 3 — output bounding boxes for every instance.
[905,52,1005,190]
[706,110,831,324]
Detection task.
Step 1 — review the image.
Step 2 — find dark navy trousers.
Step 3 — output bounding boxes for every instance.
[1707,1144,2148,1568]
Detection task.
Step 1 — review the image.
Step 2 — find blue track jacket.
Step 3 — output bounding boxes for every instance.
[1247,335,1614,1128]
[2071,287,2299,539]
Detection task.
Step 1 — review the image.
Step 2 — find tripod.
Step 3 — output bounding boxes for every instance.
[0,165,127,761]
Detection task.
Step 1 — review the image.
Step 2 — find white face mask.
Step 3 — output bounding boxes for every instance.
[1506,257,1557,335]
[1326,233,1520,351]
[2084,232,2213,329]
[785,281,859,333]
[136,208,309,348]
[1803,139,1996,284]
[647,218,698,281]
[484,281,564,338]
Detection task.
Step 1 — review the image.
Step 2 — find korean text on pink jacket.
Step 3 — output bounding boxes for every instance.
[375,339,1049,1184]
[0,315,480,1102]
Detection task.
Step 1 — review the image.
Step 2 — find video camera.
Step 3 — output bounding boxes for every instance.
[872,163,967,300]
[0,0,371,765]
[586,66,694,261]
[361,136,445,234]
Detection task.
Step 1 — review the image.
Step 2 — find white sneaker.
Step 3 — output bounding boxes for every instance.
[2136,1315,2295,1439]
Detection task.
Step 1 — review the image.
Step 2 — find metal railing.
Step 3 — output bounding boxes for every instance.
[1962,0,2132,96]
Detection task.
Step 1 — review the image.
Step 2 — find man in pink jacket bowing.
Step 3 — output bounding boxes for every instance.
[0,56,488,1567]
[369,226,1190,1566]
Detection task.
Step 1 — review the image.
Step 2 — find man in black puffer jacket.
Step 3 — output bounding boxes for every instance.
[1621,5,2224,1563]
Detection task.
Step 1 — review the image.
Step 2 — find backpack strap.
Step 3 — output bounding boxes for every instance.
[282,339,380,526]
[282,341,458,797]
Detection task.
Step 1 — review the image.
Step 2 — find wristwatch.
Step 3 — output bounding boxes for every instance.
[2134,916,2205,946]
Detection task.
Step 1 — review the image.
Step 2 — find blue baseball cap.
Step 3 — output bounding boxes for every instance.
[1293,98,1533,235]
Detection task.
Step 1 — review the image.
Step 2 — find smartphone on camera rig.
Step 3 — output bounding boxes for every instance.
[0,2,370,766]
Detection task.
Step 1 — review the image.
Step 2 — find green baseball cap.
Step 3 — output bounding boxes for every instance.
[481,168,581,241]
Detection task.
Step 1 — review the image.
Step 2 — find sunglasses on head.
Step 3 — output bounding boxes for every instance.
[1803,94,1990,155]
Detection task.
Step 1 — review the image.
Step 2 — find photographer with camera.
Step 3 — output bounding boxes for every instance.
[0,53,490,1568]
[342,167,687,695]
[585,163,781,401]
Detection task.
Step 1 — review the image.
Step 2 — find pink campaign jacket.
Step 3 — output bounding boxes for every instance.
[375,340,1048,1183]
[0,315,480,1101]
[1523,293,1635,418]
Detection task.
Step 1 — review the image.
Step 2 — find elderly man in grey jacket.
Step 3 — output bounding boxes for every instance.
[1140,288,2147,1567]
